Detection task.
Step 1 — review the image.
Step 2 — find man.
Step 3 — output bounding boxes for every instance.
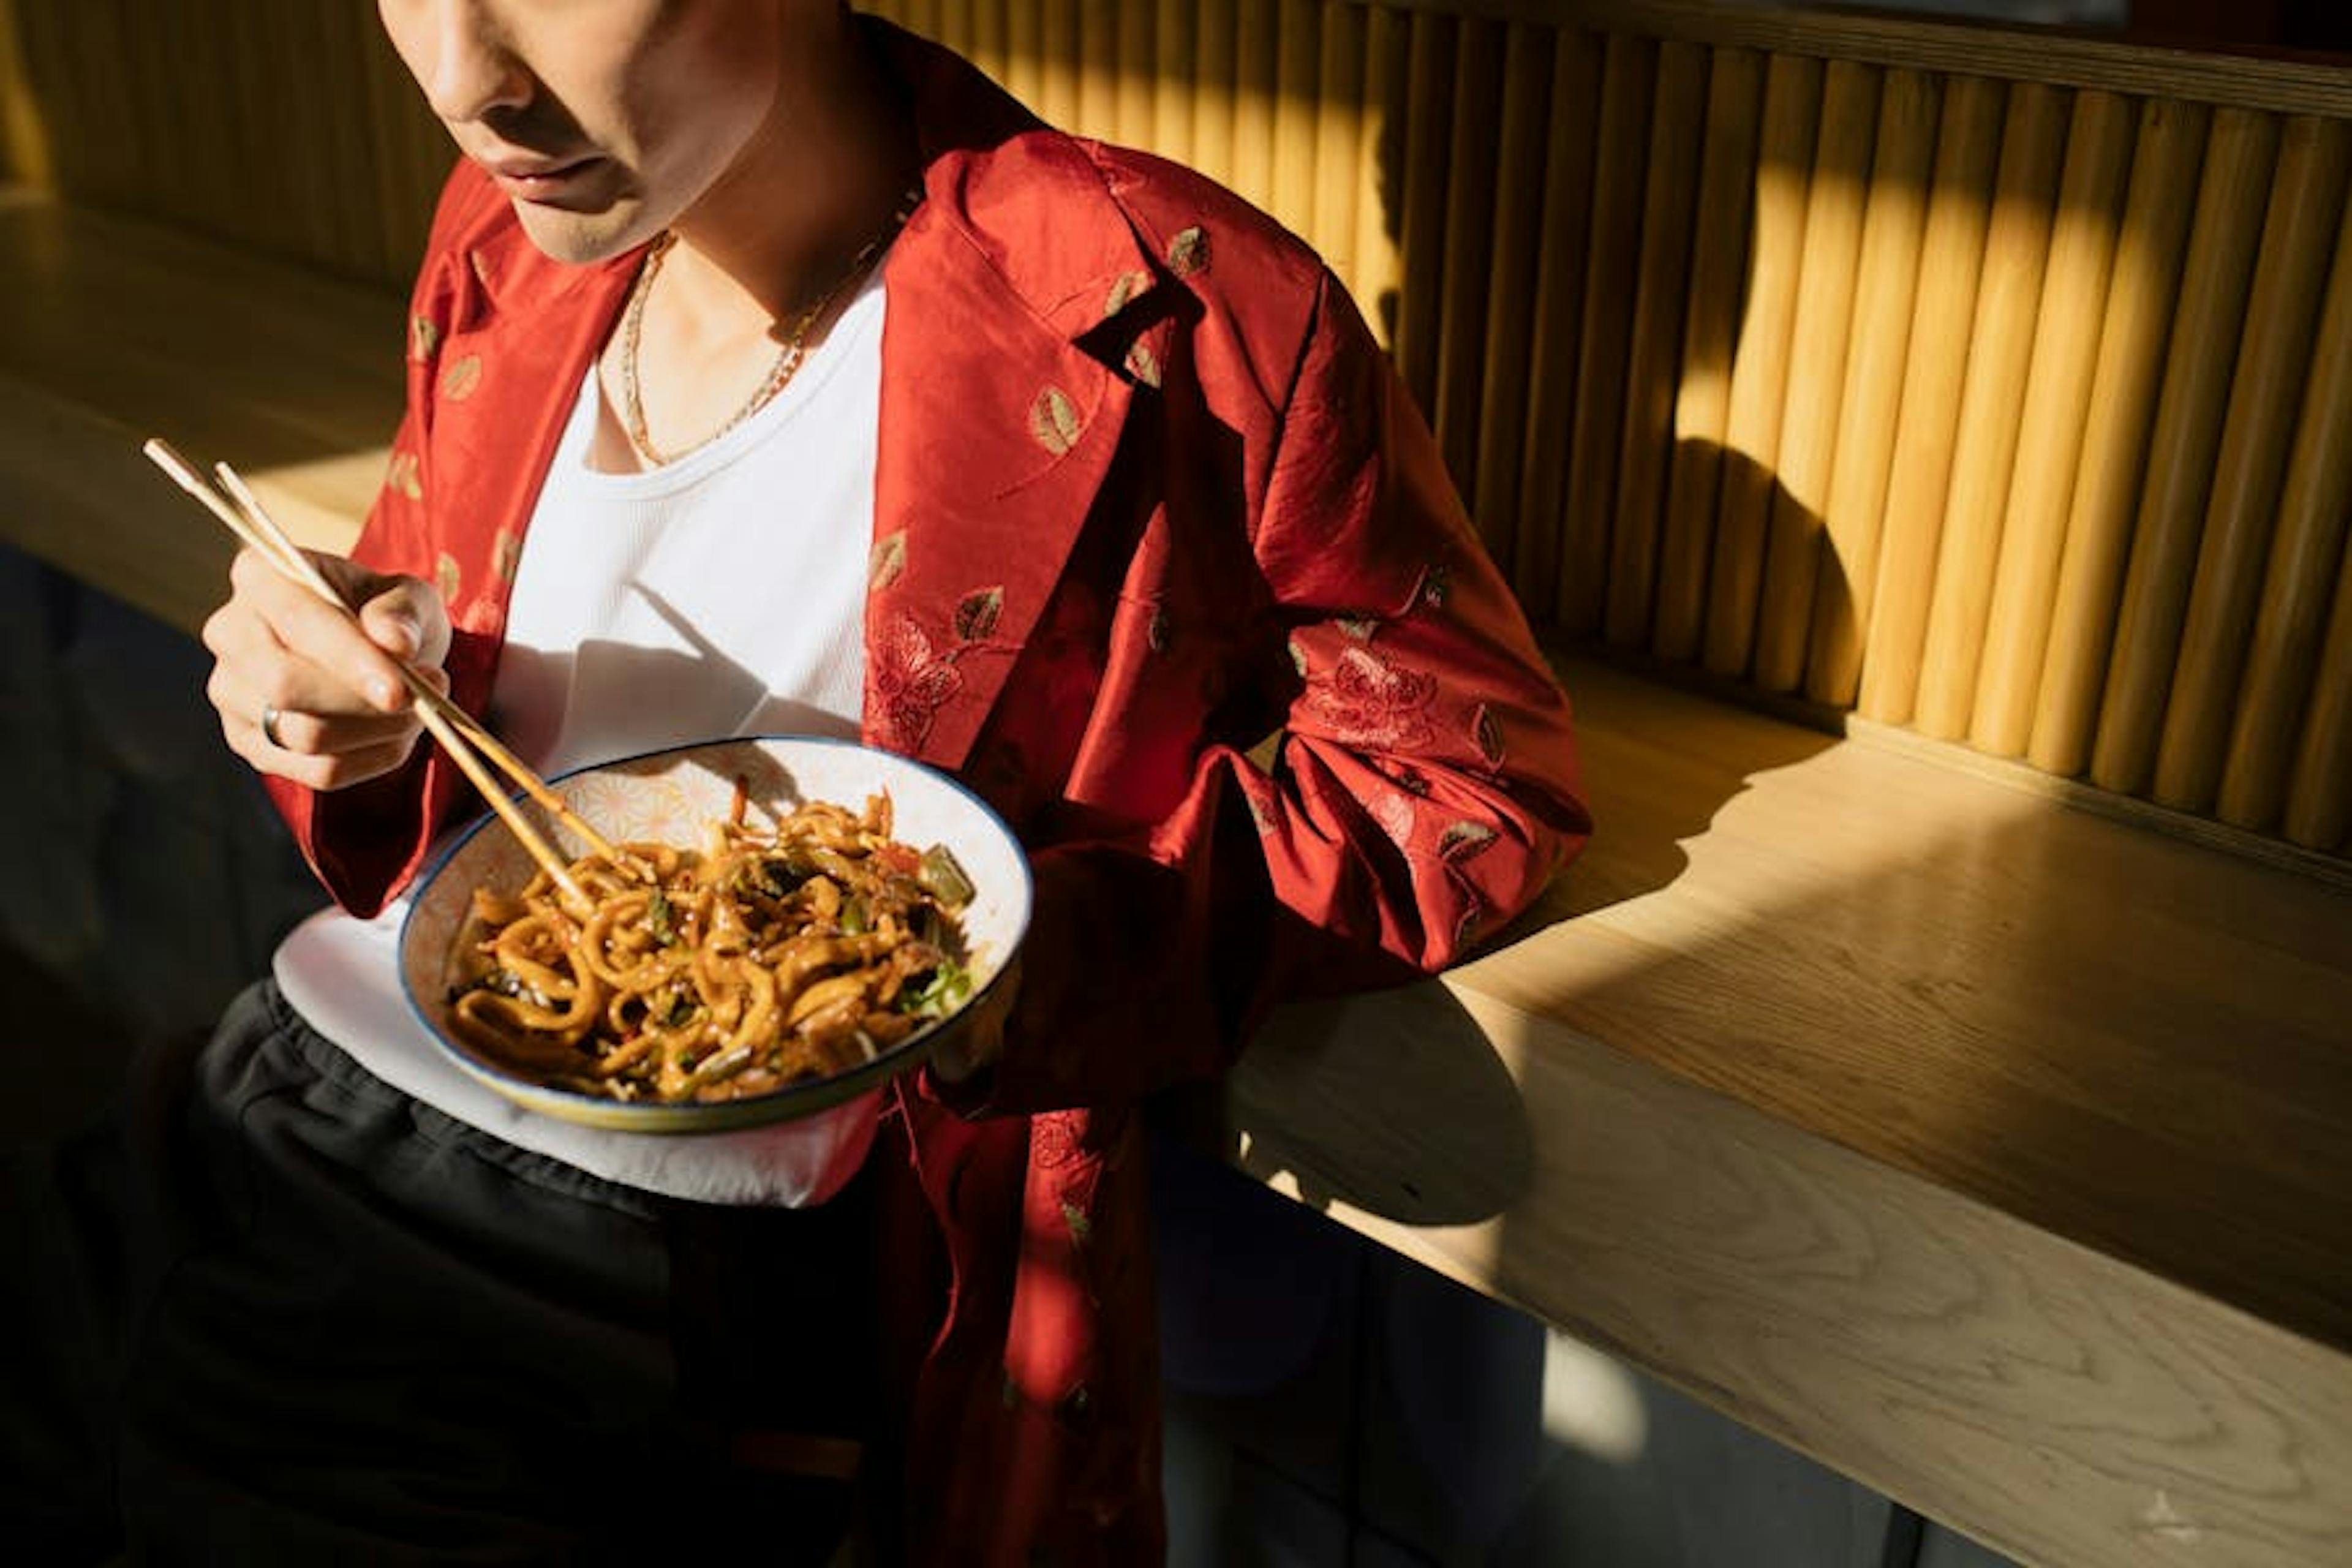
[18,2,1587,1561]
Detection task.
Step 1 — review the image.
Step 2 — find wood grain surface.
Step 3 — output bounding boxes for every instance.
[1231,655,2352,1568]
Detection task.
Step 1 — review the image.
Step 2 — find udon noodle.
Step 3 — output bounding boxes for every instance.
[444,790,975,1102]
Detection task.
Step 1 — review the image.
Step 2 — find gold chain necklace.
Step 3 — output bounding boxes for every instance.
[617,184,922,467]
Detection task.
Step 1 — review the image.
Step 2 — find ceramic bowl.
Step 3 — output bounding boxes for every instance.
[398,736,1030,1143]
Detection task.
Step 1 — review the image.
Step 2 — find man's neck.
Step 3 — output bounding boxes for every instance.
[659,13,918,340]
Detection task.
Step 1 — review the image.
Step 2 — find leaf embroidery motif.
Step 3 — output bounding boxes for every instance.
[954,587,1005,644]
[1103,268,1150,318]
[409,314,440,364]
[439,353,483,402]
[1125,340,1162,389]
[1146,606,1170,655]
[1061,1202,1092,1245]
[1455,897,1488,952]
[1336,615,1379,643]
[491,528,521,584]
[385,450,424,502]
[1167,224,1209,277]
[1439,821,1498,863]
[1472,704,1506,767]
[1370,790,1417,849]
[869,530,908,592]
[1029,385,1083,456]
[434,552,461,605]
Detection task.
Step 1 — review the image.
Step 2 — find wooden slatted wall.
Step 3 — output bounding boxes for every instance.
[2,0,2346,856]
[875,0,2352,858]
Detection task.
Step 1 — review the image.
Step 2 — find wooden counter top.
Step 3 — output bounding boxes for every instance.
[3,187,2346,1568]
[1228,658,2351,1568]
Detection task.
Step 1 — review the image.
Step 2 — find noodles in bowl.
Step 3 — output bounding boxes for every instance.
[400,737,1030,1135]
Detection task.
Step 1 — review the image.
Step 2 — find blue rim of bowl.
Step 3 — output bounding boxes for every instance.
[396,734,1033,1135]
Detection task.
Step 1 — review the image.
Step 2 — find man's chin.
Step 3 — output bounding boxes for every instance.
[508,203,656,266]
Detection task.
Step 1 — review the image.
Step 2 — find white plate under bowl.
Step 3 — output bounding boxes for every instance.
[398,736,1030,1137]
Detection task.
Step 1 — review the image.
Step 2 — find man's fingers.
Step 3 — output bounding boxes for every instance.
[221,555,405,713]
[205,613,406,723]
[211,663,420,742]
[224,714,421,791]
[323,556,453,671]
[247,701,423,760]
[207,548,451,790]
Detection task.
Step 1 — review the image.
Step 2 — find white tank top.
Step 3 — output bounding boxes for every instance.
[489,270,878,775]
[269,272,884,1204]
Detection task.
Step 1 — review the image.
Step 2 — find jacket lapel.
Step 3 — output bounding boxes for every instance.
[426,232,635,682]
[863,194,1145,775]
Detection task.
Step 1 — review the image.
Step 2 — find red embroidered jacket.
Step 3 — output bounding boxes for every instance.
[265,23,1588,1564]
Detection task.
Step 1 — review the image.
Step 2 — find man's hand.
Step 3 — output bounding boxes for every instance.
[201,547,451,791]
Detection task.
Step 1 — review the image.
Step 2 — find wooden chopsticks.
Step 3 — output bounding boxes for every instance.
[142,437,643,914]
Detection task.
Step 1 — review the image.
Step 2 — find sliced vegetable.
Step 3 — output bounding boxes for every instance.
[917,845,975,910]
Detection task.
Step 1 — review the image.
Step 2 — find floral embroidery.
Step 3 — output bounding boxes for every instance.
[869,614,964,753]
[434,552,461,605]
[1167,224,1209,277]
[1032,1108,1086,1169]
[1411,564,1451,613]
[1336,614,1379,643]
[439,353,483,402]
[1030,385,1082,456]
[1061,1202,1093,1245]
[1370,789,1417,849]
[491,528,522,584]
[409,314,440,364]
[869,530,908,592]
[1307,647,1438,751]
[1242,775,1277,835]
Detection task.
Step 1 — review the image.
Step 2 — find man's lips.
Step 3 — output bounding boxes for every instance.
[478,153,605,197]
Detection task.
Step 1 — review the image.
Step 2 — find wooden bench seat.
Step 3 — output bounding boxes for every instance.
[2,186,2346,1568]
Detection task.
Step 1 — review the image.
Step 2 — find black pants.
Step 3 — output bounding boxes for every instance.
[2,982,883,1565]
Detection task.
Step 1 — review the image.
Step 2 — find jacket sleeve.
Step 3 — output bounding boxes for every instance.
[959,269,1591,1114]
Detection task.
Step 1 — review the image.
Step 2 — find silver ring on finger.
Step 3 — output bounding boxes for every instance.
[261,703,288,750]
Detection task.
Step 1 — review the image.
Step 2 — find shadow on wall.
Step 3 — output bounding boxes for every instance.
[1344,19,2348,856]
